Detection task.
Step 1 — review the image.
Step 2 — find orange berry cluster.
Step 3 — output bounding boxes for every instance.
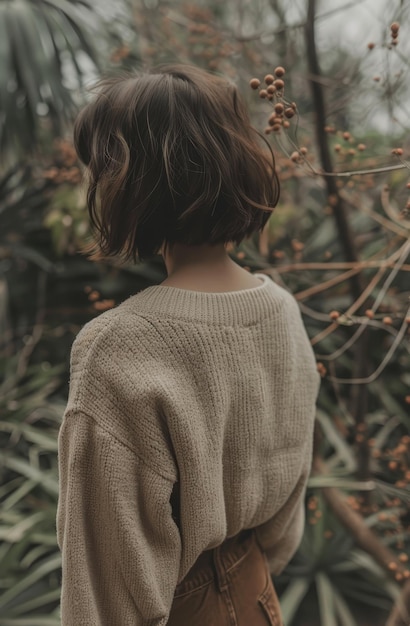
[42,166,82,185]
[330,128,367,157]
[368,21,400,52]
[392,147,404,156]
[307,495,323,525]
[372,434,410,486]
[84,286,115,312]
[249,67,297,135]
[110,45,131,63]
[327,309,405,326]
[42,139,82,185]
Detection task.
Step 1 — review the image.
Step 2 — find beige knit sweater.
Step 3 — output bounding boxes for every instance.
[57,272,320,625]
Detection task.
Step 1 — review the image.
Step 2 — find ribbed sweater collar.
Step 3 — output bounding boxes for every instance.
[127,273,285,326]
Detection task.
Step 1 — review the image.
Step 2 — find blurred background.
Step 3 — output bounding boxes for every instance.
[1,0,410,624]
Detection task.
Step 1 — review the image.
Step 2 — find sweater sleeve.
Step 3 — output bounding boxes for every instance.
[254,477,307,576]
[56,409,181,626]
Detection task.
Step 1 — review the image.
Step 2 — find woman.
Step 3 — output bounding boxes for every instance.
[57,64,320,626]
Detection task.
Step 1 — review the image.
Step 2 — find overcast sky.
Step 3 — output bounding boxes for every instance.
[292,0,410,133]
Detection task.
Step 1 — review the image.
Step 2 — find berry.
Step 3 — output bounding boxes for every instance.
[283,120,290,129]
[300,146,308,155]
[273,79,284,90]
[274,66,285,77]
[343,131,351,141]
[264,74,275,85]
[249,78,260,89]
[274,102,284,115]
[259,89,268,99]
[383,316,393,325]
[358,143,366,151]
[329,310,340,320]
[365,309,374,319]
[267,85,276,94]
[284,107,295,119]
[290,151,299,162]
[367,42,375,50]
[391,22,400,33]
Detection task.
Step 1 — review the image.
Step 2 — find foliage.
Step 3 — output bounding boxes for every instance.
[0,343,63,625]
[0,0,102,161]
[1,1,410,625]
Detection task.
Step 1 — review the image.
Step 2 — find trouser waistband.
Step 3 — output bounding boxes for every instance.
[175,528,255,595]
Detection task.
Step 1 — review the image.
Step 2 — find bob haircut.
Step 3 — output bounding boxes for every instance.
[73,64,280,262]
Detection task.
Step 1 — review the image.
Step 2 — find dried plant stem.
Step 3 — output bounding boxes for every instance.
[305,0,362,301]
[381,185,410,227]
[313,266,387,355]
[318,162,409,178]
[278,261,410,272]
[306,240,410,349]
[341,190,409,238]
[319,240,410,362]
[386,580,410,626]
[313,457,409,582]
[295,267,361,302]
[327,304,410,384]
[299,302,399,335]
[294,242,404,304]
[283,135,408,180]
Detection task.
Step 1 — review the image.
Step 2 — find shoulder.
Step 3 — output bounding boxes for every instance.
[67,302,168,409]
[265,278,304,319]
[70,299,160,370]
[65,302,178,475]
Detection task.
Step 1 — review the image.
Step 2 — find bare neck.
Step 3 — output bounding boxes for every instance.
[160,242,261,292]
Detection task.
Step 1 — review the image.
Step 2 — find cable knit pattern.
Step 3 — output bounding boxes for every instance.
[57,272,321,626]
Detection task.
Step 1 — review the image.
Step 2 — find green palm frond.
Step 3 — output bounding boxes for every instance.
[0,0,102,158]
[0,350,63,621]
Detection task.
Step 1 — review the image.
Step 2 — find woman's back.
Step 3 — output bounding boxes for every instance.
[57,272,319,623]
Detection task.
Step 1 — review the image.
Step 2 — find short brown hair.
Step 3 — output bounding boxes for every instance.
[74,64,280,262]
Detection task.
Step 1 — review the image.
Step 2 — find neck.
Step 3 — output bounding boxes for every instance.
[161,242,233,278]
[159,241,260,291]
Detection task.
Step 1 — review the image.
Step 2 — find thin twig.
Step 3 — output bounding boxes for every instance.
[305,0,362,301]
[295,267,362,302]
[314,266,387,359]
[380,185,410,227]
[327,304,410,384]
[311,240,410,351]
[313,456,410,583]
[276,261,410,272]
[386,579,410,626]
[342,190,409,238]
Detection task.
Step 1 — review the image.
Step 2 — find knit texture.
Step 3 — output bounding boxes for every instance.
[57,272,321,625]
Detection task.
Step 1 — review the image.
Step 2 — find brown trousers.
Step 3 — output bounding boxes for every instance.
[167,528,283,626]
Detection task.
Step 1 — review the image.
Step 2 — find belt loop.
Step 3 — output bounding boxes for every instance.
[212,542,229,592]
